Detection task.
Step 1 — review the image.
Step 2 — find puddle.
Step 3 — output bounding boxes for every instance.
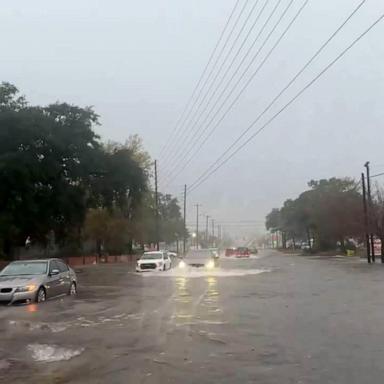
[8,320,69,333]
[27,344,84,362]
[140,268,270,278]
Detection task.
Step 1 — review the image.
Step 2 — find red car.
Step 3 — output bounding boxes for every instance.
[225,248,236,257]
[235,247,250,258]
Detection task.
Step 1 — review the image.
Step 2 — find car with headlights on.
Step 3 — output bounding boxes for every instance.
[0,259,77,305]
[136,251,172,272]
[179,249,219,269]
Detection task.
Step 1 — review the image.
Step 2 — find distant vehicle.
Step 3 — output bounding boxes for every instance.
[301,242,311,250]
[225,248,236,257]
[136,251,172,272]
[179,249,219,269]
[168,252,179,259]
[0,259,77,305]
[235,247,250,257]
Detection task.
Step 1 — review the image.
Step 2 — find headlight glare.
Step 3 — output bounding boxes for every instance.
[15,284,37,293]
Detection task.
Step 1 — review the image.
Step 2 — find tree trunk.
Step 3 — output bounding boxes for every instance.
[282,232,287,249]
[127,239,133,254]
[306,228,312,250]
[340,237,346,254]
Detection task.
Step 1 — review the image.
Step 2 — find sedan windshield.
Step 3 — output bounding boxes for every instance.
[141,253,163,260]
[1,262,48,276]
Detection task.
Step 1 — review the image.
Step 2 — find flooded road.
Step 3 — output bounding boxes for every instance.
[2,250,384,383]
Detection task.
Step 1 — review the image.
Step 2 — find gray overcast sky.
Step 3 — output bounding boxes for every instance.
[1,0,384,236]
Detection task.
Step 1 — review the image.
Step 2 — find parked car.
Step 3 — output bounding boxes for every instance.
[136,251,172,272]
[179,249,219,269]
[0,259,77,305]
[225,248,236,257]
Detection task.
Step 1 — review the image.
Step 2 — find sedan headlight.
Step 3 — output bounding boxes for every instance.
[179,260,186,269]
[15,284,37,293]
[205,260,215,269]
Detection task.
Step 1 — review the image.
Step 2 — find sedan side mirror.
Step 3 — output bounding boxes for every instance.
[50,269,60,276]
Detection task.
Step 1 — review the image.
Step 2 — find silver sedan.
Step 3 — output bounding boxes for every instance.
[0,259,77,305]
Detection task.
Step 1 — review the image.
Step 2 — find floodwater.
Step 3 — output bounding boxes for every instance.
[2,251,384,383]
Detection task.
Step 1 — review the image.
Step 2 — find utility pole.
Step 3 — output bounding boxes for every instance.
[183,184,187,256]
[218,225,222,243]
[195,204,201,250]
[362,173,371,263]
[205,215,210,244]
[211,219,215,247]
[154,160,159,251]
[365,161,375,262]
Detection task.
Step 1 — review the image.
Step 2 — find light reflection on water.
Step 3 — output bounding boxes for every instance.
[172,274,223,326]
[27,304,38,313]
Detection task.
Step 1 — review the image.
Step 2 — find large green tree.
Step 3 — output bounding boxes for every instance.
[0,82,148,258]
[266,178,363,252]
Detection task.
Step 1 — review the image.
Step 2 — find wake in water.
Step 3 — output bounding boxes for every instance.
[27,344,84,362]
[139,267,270,278]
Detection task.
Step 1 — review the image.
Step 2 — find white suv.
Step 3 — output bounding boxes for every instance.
[136,251,172,272]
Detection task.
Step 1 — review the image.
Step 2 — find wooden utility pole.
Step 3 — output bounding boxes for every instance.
[211,219,215,247]
[362,173,371,263]
[183,184,187,255]
[154,160,159,251]
[206,215,210,244]
[365,161,375,262]
[195,204,201,250]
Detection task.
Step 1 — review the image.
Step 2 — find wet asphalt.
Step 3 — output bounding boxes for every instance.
[2,250,384,383]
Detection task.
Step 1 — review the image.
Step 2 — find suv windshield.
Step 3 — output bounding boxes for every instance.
[141,253,163,260]
[1,262,48,276]
[186,250,214,259]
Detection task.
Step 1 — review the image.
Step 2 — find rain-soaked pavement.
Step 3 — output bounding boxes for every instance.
[2,250,384,383]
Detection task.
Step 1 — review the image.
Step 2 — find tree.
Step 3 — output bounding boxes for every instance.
[84,208,131,255]
[265,208,281,233]
[0,83,149,257]
[158,193,185,244]
[266,178,363,252]
[373,185,384,258]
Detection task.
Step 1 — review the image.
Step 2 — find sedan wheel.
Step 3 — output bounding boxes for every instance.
[69,282,77,296]
[36,287,46,303]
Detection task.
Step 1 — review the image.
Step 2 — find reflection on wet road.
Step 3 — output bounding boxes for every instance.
[172,275,222,327]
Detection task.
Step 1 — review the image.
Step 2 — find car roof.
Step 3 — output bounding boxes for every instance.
[143,251,164,254]
[11,258,63,263]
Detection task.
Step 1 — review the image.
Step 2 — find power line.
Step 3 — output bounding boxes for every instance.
[157,0,241,161]
[159,0,247,167]
[188,0,370,192]
[371,172,384,179]
[161,0,281,183]
[189,8,383,193]
[162,0,305,187]
[160,0,270,177]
